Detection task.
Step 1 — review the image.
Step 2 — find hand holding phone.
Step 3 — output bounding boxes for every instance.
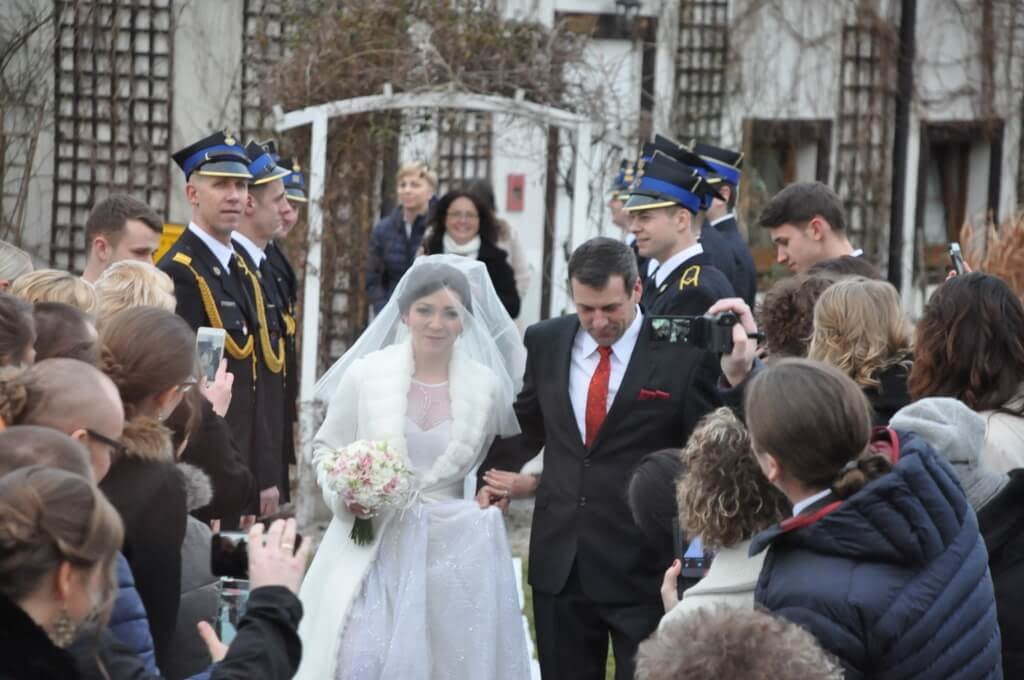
[201,359,233,417]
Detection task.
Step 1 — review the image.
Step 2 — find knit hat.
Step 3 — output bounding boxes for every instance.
[890,397,1008,510]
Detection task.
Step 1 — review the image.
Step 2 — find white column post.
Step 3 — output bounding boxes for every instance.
[295,111,328,525]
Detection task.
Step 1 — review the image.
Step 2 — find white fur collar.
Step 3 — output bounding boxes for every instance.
[357,340,496,490]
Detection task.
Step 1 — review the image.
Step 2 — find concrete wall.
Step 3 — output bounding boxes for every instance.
[2,0,56,265]
[167,0,247,223]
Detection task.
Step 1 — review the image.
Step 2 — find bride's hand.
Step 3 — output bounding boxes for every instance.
[475,485,510,514]
[345,500,371,519]
[483,469,539,499]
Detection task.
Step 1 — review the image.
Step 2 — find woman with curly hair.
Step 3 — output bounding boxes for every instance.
[657,408,789,624]
[636,605,843,680]
[909,272,1024,472]
[757,273,836,360]
[808,276,912,424]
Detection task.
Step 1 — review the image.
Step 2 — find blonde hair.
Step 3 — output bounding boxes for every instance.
[9,269,97,314]
[678,408,789,550]
[396,161,438,189]
[808,277,912,388]
[94,261,175,328]
[0,241,34,283]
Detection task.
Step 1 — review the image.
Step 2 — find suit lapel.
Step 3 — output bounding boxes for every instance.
[556,318,585,451]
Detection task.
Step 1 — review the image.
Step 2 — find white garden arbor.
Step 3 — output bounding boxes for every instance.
[273,87,595,522]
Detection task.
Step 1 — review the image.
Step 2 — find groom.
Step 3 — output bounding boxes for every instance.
[479,237,721,680]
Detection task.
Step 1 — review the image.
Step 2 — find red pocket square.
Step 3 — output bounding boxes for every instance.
[638,388,672,401]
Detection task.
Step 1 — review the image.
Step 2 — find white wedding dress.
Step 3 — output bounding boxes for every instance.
[296,343,530,680]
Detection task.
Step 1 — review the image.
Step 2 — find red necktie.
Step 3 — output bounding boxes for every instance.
[585,346,613,448]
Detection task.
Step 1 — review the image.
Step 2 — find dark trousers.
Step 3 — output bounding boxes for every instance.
[532,563,663,680]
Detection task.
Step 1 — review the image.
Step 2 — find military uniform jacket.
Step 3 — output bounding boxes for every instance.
[157,228,265,511]
[266,241,299,466]
[713,215,758,306]
[234,245,289,500]
[641,250,736,317]
[699,222,738,291]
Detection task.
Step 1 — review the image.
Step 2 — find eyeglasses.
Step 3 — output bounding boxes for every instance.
[447,211,479,221]
[85,429,128,459]
[177,378,199,393]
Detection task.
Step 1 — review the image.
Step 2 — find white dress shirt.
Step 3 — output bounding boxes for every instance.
[791,489,832,516]
[231,231,267,267]
[653,243,704,288]
[188,222,235,271]
[708,213,734,229]
[568,307,644,442]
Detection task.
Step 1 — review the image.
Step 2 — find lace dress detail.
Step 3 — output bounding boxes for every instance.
[407,379,451,432]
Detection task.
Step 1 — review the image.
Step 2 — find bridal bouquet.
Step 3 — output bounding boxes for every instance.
[320,440,414,545]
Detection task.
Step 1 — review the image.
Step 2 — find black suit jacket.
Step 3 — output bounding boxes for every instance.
[481,313,721,604]
[713,216,758,306]
[641,251,735,317]
[157,229,265,509]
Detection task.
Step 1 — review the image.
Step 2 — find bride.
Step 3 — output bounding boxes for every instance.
[295,256,531,679]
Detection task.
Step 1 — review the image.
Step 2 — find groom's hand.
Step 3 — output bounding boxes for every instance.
[475,485,510,514]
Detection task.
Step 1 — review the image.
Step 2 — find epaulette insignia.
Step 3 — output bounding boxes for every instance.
[679,265,701,289]
[172,252,192,266]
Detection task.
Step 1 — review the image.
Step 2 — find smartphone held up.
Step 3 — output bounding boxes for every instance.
[196,326,227,383]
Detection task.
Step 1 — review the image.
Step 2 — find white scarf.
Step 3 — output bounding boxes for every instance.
[442,233,481,259]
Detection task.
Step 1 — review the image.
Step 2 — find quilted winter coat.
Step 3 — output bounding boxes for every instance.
[751,431,1003,680]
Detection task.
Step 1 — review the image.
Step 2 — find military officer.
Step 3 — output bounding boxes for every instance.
[625,150,735,317]
[229,139,292,515]
[266,151,303,470]
[691,141,758,307]
[607,159,647,275]
[158,131,266,516]
[638,135,738,288]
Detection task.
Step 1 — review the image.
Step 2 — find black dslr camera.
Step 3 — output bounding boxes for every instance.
[649,311,741,354]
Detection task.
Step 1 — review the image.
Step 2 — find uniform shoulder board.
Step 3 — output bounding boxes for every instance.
[679,265,701,289]
[172,252,192,266]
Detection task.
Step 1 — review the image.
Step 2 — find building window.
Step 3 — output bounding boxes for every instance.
[915,121,1003,281]
[674,0,730,143]
[740,119,832,250]
[435,111,492,193]
[241,0,288,140]
[52,0,173,272]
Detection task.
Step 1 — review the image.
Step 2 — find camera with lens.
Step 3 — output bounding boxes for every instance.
[649,311,740,354]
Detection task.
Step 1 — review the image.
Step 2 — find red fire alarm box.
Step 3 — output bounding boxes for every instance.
[507,174,525,212]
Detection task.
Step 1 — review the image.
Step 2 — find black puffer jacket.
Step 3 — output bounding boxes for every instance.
[978,469,1024,677]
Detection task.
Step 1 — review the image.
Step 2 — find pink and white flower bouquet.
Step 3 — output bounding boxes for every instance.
[320,440,414,545]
